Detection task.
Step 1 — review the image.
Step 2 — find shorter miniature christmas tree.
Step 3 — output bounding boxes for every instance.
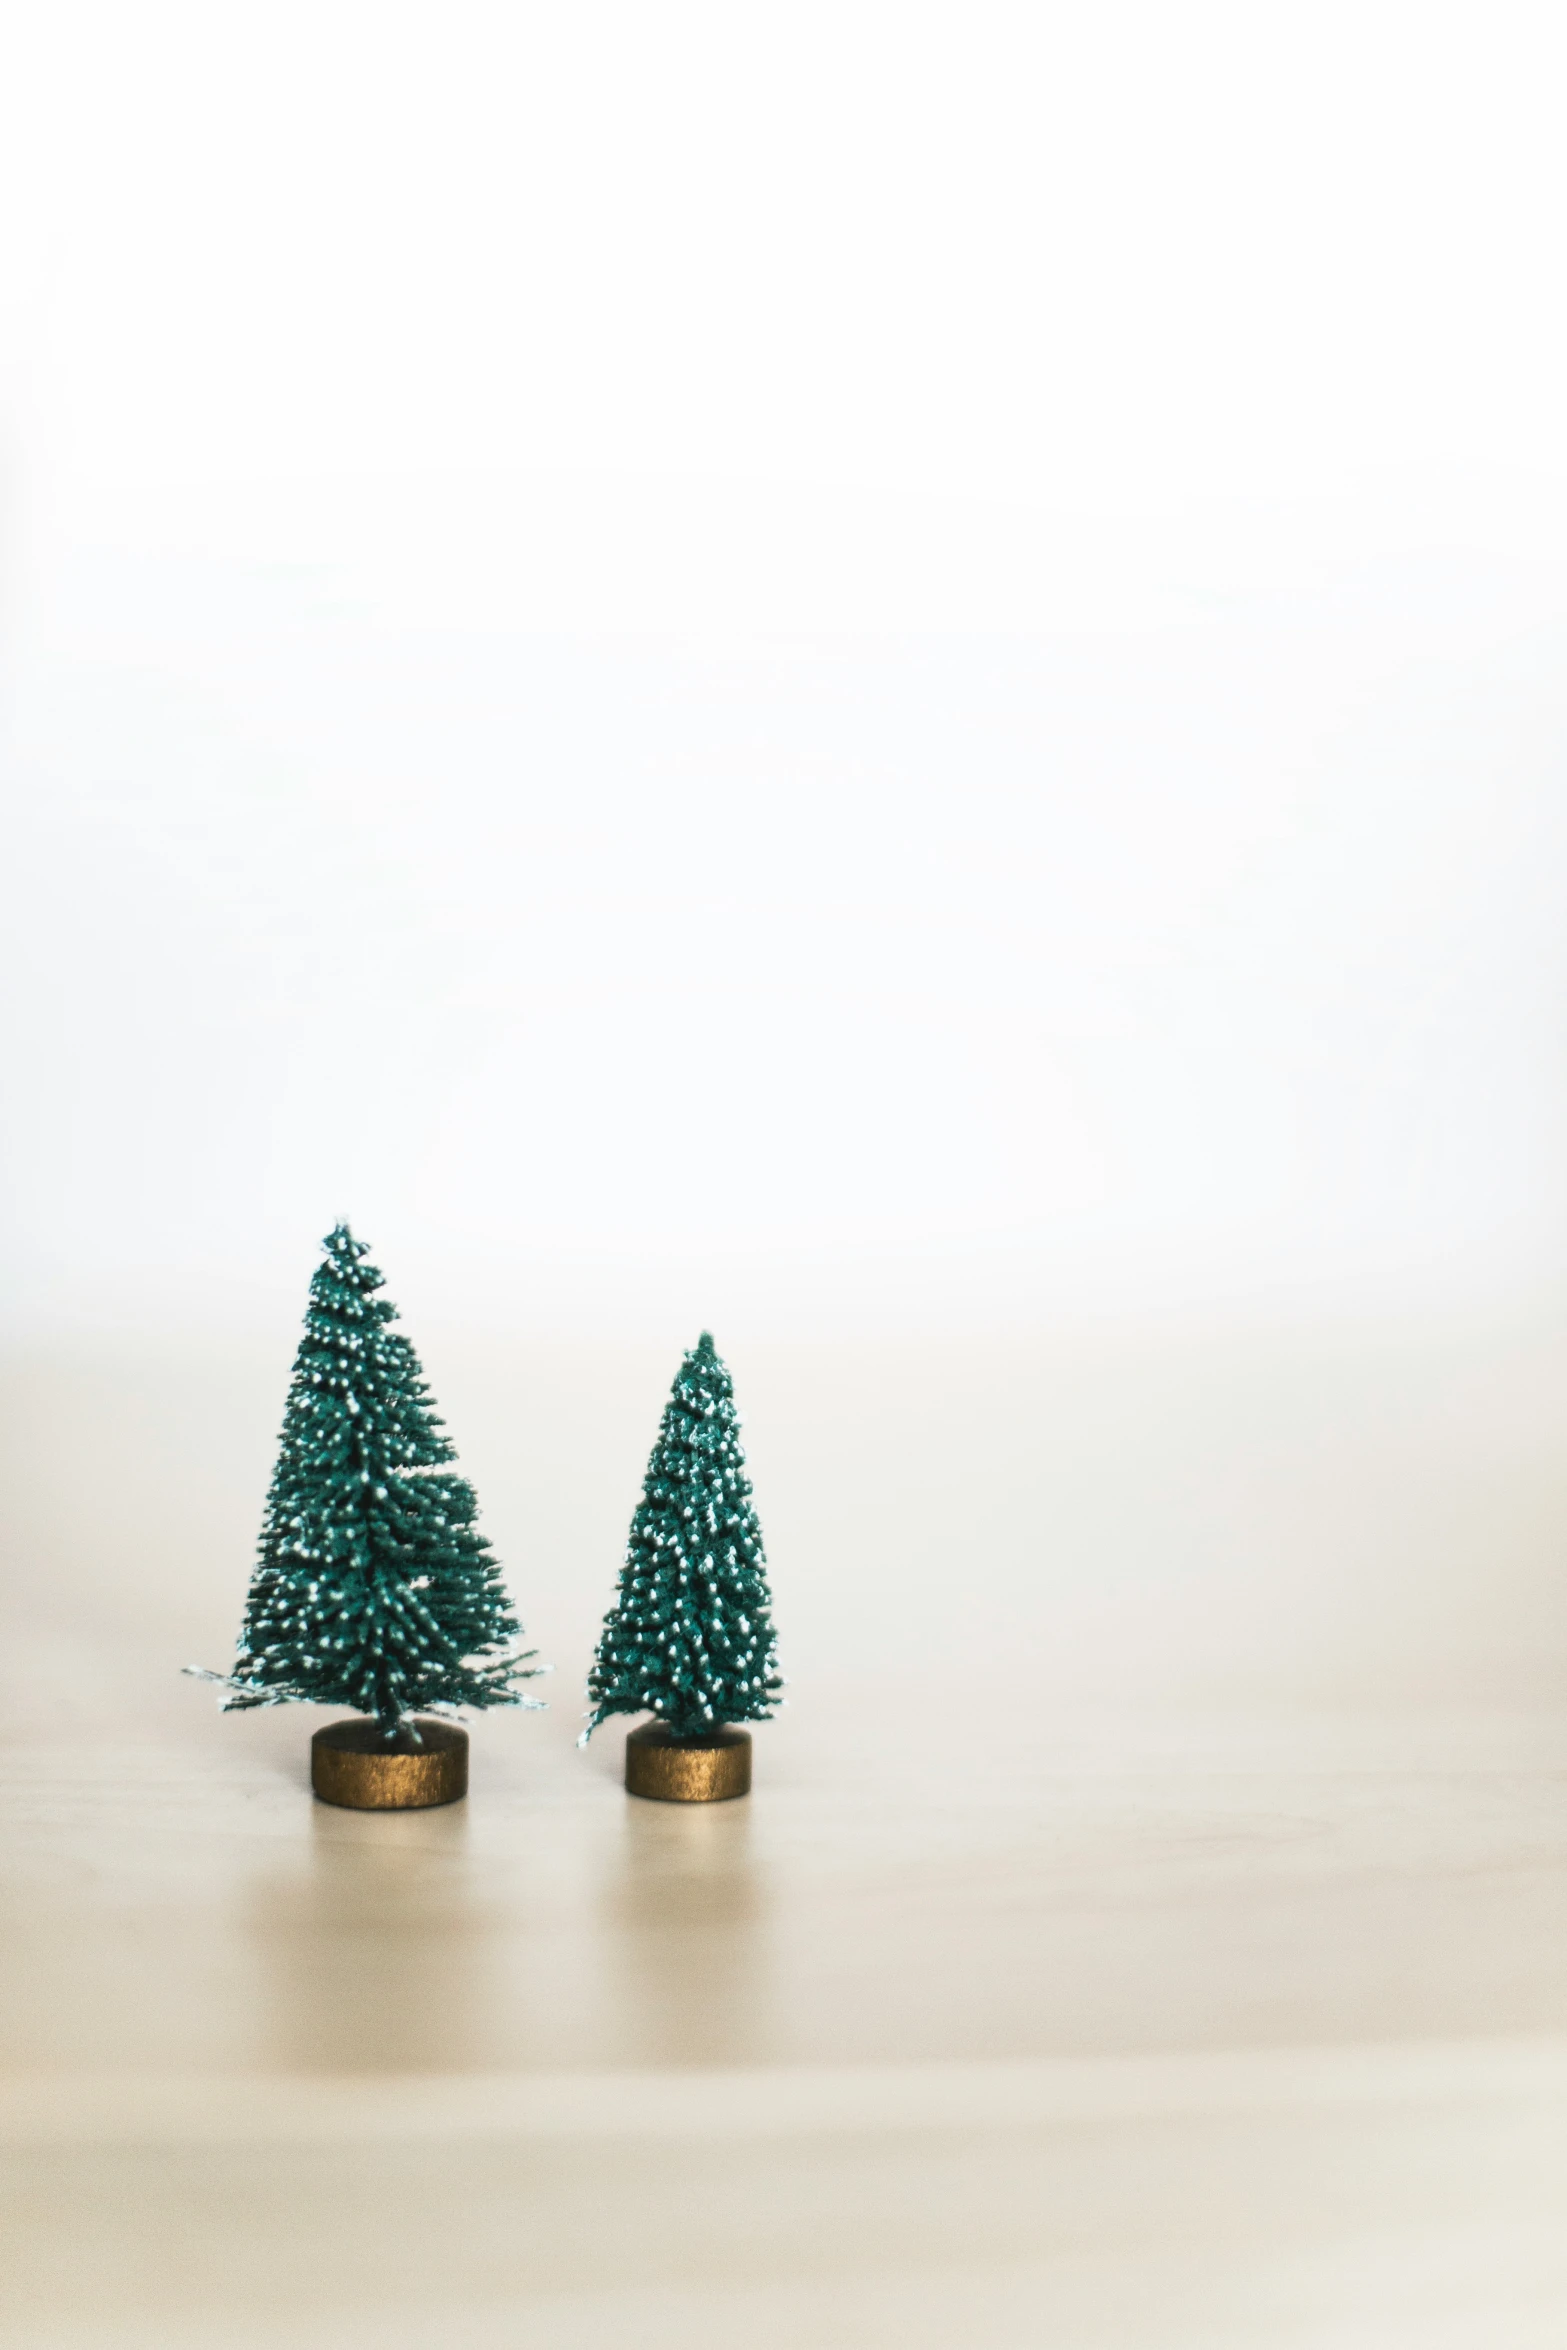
[193,1223,541,1740]
[584,1332,781,1742]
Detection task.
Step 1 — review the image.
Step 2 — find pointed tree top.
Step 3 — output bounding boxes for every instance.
[676,1331,732,1412]
[324,1221,370,1261]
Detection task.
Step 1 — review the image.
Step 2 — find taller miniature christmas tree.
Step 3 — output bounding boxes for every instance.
[585,1332,781,1742]
[201,1224,540,1740]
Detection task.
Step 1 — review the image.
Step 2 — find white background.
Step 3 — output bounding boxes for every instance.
[3,0,1565,1345]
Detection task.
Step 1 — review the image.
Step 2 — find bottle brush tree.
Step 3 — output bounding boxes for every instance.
[192,1223,541,1740]
[584,1331,781,1742]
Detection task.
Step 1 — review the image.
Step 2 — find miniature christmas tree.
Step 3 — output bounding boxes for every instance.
[195,1224,540,1742]
[584,1331,781,1743]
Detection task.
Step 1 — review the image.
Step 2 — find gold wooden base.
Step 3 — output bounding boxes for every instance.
[625,1722,752,1803]
[311,1718,469,1810]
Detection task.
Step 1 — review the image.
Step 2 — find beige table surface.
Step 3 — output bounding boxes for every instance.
[4,1323,1567,2345]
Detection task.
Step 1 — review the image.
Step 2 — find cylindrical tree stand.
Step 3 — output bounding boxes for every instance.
[625,1722,751,1803]
[311,1718,469,1809]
